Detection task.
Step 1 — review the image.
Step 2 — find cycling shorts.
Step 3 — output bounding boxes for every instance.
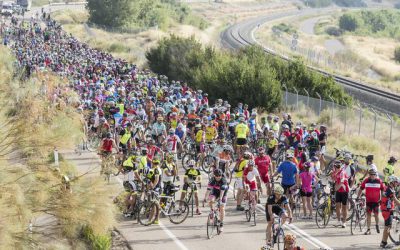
[366,202,379,214]
[182,182,198,193]
[335,192,349,205]
[282,184,295,195]
[300,190,312,197]
[259,172,270,184]
[208,190,227,206]
[382,211,394,226]
[266,205,285,222]
[245,181,257,191]
[236,138,247,146]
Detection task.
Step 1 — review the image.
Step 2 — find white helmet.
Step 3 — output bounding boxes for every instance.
[388,175,398,184]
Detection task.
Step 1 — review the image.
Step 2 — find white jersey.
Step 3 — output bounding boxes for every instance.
[245,168,260,182]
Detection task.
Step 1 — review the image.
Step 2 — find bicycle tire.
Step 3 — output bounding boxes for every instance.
[207,214,215,239]
[202,155,215,174]
[350,212,359,235]
[293,194,301,219]
[253,210,256,226]
[181,153,195,171]
[168,200,189,224]
[87,136,100,152]
[277,228,285,250]
[245,208,251,222]
[138,201,158,226]
[346,198,355,221]
[389,216,400,245]
[315,202,330,228]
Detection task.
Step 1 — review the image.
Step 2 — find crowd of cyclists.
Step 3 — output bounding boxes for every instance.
[2,12,400,250]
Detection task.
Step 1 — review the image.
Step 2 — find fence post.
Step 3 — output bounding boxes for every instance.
[282,84,288,108]
[303,88,309,108]
[342,99,348,134]
[54,147,59,168]
[386,113,393,152]
[357,103,362,135]
[293,87,299,110]
[371,108,378,140]
[328,95,335,126]
[316,92,322,116]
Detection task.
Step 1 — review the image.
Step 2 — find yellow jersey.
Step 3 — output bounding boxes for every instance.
[234,159,248,178]
[235,123,249,139]
[195,130,204,143]
[205,126,217,142]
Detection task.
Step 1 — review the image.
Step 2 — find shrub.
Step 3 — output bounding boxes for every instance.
[339,13,358,32]
[325,26,343,36]
[395,47,400,63]
[302,0,332,8]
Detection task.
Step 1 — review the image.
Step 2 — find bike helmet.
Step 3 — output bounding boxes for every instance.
[213,169,223,177]
[239,117,245,122]
[344,153,352,160]
[304,161,312,169]
[187,160,195,167]
[257,147,265,153]
[368,168,377,175]
[106,132,112,139]
[273,185,284,195]
[243,151,252,159]
[152,159,160,165]
[366,155,374,162]
[282,124,289,129]
[388,175,398,184]
[389,156,397,164]
[99,117,106,123]
[126,122,132,127]
[286,151,294,158]
[284,234,296,244]
[169,128,175,134]
[248,160,255,166]
[223,145,231,152]
[334,160,342,167]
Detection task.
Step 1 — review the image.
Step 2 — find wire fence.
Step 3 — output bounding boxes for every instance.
[282,90,400,154]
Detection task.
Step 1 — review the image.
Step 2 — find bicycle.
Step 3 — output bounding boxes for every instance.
[350,198,367,235]
[184,181,201,217]
[146,190,190,225]
[207,199,222,239]
[244,186,257,226]
[291,188,302,220]
[202,142,216,174]
[271,212,285,250]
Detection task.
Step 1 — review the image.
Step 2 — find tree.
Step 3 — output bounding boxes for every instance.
[86,0,134,27]
[395,47,400,63]
[339,13,358,32]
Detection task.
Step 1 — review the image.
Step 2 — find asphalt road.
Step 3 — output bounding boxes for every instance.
[64,151,384,250]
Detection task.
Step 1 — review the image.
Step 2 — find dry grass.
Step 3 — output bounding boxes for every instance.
[0,47,116,249]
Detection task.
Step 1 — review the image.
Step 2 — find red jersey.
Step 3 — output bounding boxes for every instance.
[360,178,384,203]
[254,155,271,175]
[101,139,113,152]
[332,168,349,193]
[381,186,395,211]
[147,145,162,161]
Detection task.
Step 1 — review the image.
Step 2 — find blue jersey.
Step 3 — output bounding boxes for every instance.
[249,118,256,135]
[277,161,298,186]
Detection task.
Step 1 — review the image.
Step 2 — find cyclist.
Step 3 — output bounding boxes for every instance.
[380,176,400,248]
[283,234,305,250]
[273,151,299,198]
[119,123,134,156]
[152,116,167,145]
[298,161,318,219]
[205,119,217,143]
[161,153,178,199]
[265,185,292,248]
[234,151,252,211]
[318,125,327,168]
[145,158,162,224]
[164,128,182,161]
[204,169,229,232]
[248,112,258,142]
[243,160,262,208]
[384,156,397,185]
[331,160,349,228]
[357,168,384,235]
[179,160,202,215]
[216,145,233,176]
[235,116,249,156]
[100,132,119,157]
[343,153,356,188]
[306,131,320,158]
[122,154,142,217]
[255,147,272,195]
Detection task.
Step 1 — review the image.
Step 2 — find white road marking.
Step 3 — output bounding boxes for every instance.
[159,221,190,250]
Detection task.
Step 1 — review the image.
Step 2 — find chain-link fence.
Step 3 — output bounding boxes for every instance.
[282,90,400,154]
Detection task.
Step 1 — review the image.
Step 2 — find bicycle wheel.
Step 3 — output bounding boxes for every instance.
[233,180,238,200]
[346,198,355,221]
[181,153,194,171]
[350,212,359,235]
[138,201,158,226]
[168,200,189,224]
[389,216,400,245]
[324,159,335,176]
[207,214,216,239]
[87,136,100,152]
[276,228,285,250]
[252,209,256,226]
[315,202,330,228]
[202,155,215,173]
[293,194,301,219]
[245,208,251,222]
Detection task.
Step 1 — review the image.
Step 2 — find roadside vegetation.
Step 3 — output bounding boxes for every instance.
[0,47,115,249]
[86,0,209,31]
[395,47,400,63]
[302,0,366,8]
[146,36,351,111]
[272,23,296,34]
